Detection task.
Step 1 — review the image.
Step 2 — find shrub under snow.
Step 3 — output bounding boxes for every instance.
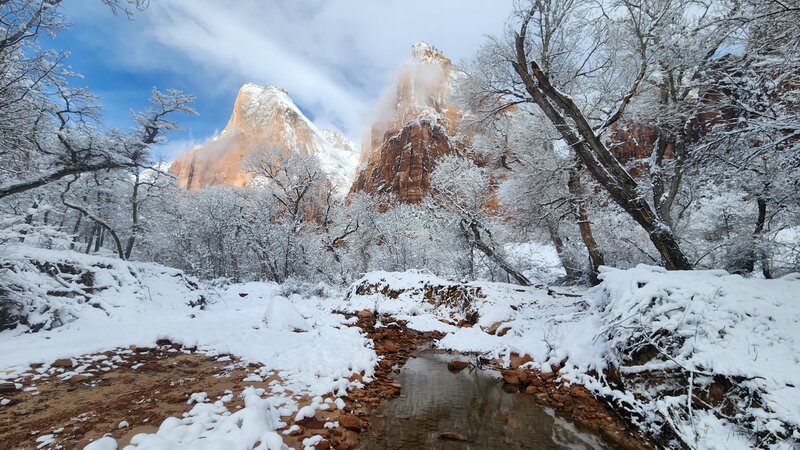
[0,245,205,333]
[584,265,800,449]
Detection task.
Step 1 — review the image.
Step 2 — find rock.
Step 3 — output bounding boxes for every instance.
[497,325,511,337]
[517,370,532,386]
[314,439,330,450]
[525,385,539,395]
[509,352,532,369]
[155,338,172,346]
[0,382,17,393]
[348,372,363,383]
[539,371,556,382]
[70,374,89,383]
[296,416,327,430]
[339,415,362,432]
[52,358,74,368]
[446,360,469,372]
[483,321,504,335]
[501,369,521,385]
[12,408,29,416]
[389,382,402,389]
[571,387,593,399]
[378,359,393,369]
[439,431,469,441]
[381,341,399,353]
[356,310,373,319]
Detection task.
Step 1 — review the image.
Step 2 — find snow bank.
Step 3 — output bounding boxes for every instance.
[0,244,203,333]
[339,270,592,369]
[582,265,800,449]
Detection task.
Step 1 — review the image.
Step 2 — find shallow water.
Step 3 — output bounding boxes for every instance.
[359,350,618,450]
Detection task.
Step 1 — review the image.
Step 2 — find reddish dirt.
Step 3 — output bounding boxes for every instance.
[0,344,351,450]
[0,344,278,449]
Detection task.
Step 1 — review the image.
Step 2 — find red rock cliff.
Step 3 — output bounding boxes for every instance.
[350,42,463,202]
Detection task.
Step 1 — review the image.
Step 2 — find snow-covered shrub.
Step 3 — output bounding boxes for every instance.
[277,278,339,299]
[346,270,484,323]
[585,265,800,449]
[0,244,204,333]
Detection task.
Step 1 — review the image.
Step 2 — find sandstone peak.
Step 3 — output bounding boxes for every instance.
[170,83,358,191]
[351,43,464,203]
[411,41,450,66]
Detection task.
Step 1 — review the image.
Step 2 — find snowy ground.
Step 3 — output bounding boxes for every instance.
[2,245,799,449]
[0,246,375,449]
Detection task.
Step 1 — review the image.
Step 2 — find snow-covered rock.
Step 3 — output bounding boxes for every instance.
[262,296,310,332]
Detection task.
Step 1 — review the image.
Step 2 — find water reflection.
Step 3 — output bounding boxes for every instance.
[359,350,616,450]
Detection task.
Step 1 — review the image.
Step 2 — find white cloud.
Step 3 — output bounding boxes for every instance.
[63,0,515,142]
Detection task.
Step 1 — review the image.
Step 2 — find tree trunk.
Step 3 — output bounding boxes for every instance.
[546,221,577,277]
[460,218,531,286]
[752,197,773,279]
[512,32,692,270]
[567,163,605,285]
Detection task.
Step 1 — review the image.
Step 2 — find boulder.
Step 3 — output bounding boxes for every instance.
[339,415,362,432]
[509,352,532,369]
[446,360,470,372]
[501,369,521,385]
[380,341,399,353]
[263,296,310,332]
[52,358,74,368]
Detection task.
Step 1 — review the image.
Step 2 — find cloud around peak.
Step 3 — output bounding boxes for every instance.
[60,0,514,147]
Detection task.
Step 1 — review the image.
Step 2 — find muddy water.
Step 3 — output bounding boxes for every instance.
[360,350,618,450]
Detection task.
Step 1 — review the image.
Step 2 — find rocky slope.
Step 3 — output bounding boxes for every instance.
[350,42,464,203]
[170,83,358,191]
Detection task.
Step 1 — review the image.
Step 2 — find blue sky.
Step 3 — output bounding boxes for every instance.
[47,0,515,159]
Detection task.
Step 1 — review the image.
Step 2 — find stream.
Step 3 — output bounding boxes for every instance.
[358,349,620,450]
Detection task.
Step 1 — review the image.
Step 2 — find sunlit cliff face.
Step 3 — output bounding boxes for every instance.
[170,83,357,191]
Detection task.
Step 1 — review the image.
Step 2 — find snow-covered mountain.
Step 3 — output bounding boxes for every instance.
[170,83,358,191]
